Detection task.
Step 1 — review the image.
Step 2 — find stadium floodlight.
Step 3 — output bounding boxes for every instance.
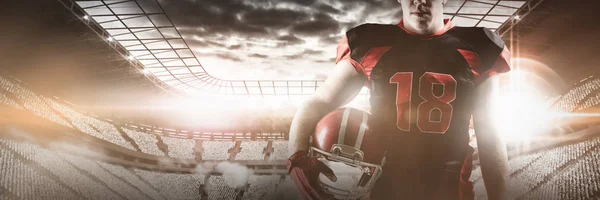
[127,55,135,60]
[514,15,521,20]
[83,15,89,20]
[106,36,113,42]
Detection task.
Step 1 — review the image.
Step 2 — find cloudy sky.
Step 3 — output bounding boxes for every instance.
[158,0,404,80]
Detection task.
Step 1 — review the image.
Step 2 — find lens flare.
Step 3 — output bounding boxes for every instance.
[488,58,563,142]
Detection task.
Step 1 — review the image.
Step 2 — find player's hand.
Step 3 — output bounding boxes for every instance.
[286,151,338,200]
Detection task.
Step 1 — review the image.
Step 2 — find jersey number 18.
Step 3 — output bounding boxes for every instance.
[389,72,457,134]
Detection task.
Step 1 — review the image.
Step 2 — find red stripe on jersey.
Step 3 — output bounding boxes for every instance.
[458,47,512,85]
[458,151,475,200]
[457,49,481,71]
[336,36,366,77]
[336,36,351,63]
[457,49,483,82]
[361,46,392,79]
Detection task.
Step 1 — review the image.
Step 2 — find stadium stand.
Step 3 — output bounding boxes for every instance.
[0,139,123,200]
[58,153,150,199]
[0,93,22,110]
[474,136,600,200]
[244,175,281,200]
[201,141,235,161]
[0,75,283,162]
[0,142,80,200]
[133,169,205,199]
[96,163,167,200]
[0,76,72,129]
[2,74,600,199]
[207,176,239,199]
[160,136,196,160]
[236,141,268,160]
[122,128,165,156]
[582,91,600,111]
[44,97,137,151]
[269,141,290,160]
[551,76,600,113]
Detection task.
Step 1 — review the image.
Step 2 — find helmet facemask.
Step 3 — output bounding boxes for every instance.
[310,145,386,200]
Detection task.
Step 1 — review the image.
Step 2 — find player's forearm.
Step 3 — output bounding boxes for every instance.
[288,99,333,156]
[476,128,510,200]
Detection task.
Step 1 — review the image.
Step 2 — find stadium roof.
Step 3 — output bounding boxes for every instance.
[60,0,539,97]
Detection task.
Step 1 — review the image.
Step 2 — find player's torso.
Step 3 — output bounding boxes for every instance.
[365,27,476,161]
[353,27,479,199]
[338,22,509,199]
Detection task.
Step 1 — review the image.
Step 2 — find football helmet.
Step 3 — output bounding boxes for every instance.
[309,107,387,200]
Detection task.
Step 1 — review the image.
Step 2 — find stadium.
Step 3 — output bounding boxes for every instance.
[1,0,599,199]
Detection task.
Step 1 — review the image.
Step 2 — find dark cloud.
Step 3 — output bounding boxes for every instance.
[320,35,343,45]
[303,49,323,55]
[242,8,309,28]
[393,9,404,19]
[341,0,398,10]
[216,53,242,62]
[284,0,317,6]
[221,52,242,61]
[229,44,242,50]
[160,0,270,37]
[315,57,337,63]
[161,0,398,38]
[338,0,402,22]
[282,54,304,60]
[185,37,242,51]
[197,39,229,48]
[315,3,342,14]
[160,0,370,40]
[316,4,342,14]
[196,51,242,62]
[248,53,269,58]
[155,0,403,79]
[276,34,304,45]
[275,34,305,48]
[281,49,324,60]
[291,13,340,36]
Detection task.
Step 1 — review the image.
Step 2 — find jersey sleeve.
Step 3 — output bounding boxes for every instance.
[335,24,395,80]
[459,27,511,85]
[335,35,366,77]
[481,28,511,77]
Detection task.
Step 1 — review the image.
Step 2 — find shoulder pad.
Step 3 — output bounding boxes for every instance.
[451,27,505,70]
[482,27,505,50]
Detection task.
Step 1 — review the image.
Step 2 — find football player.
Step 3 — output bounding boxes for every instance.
[287,0,511,199]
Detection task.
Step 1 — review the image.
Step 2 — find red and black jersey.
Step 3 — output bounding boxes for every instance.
[336,19,511,200]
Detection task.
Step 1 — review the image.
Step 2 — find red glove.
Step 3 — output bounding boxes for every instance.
[287,151,338,200]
